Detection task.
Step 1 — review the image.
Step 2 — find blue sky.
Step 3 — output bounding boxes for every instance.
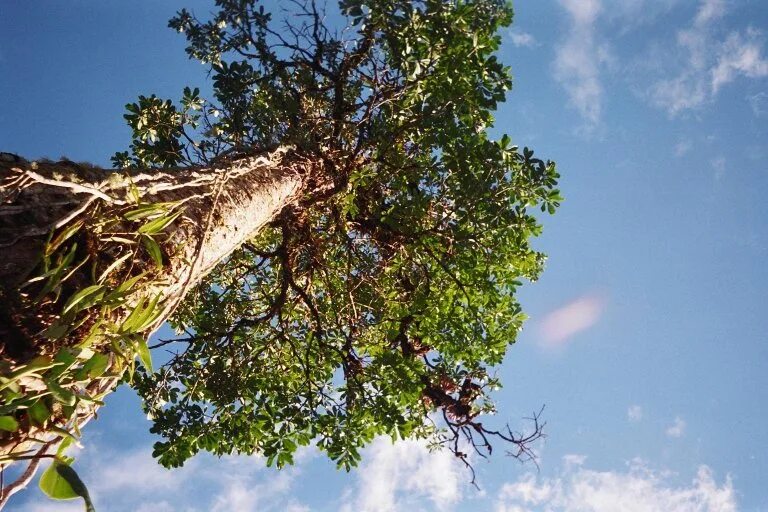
[2,0,767,510]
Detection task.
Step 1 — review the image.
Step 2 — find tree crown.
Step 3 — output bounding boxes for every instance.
[115,0,560,476]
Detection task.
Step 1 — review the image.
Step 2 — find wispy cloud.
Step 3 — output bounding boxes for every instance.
[88,448,194,494]
[675,139,693,157]
[18,447,309,512]
[508,29,537,48]
[340,438,463,512]
[607,0,682,30]
[646,0,768,115]
[553,0,611,130]
[694,0,726,27]
[495,456,736,512]
[666,416,687,438]
[16,439,738,512]
[628,405,644,422]
[711,29,768,94]
[747,91,768,116]
[537,292,607,349]
[711,156,727,180]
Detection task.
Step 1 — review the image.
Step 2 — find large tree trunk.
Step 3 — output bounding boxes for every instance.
[0,147,309,494]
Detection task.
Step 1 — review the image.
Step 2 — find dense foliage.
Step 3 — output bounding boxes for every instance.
[115,0,561,474]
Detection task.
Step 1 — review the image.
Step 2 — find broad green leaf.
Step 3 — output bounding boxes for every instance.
[39,461,96,512]
[0,357,57,391]
[46,380,76,406]
[0,415,19,431]
[74,353,110,381]
[28,400,51,426]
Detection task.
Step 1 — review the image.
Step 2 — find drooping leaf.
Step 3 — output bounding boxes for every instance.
[136,338,153,373]
[39,461,96,512]
[141,235,164,268]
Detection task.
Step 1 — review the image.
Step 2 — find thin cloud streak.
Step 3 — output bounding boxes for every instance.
[553,0,609,130]
[537,292,607,349]
[646,0,768,115]
[495,457,737,512]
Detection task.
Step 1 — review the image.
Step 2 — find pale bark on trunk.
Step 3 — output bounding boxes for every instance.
[0,147,309,502]
[1,147,305,353]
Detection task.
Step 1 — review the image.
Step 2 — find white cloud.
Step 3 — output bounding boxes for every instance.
[560,0,601,25]
[508,29,537,48]
[711,30,768,93]
[134,501,177,512]
[88,448,193,494]
[675,139,693,156]
[606,0,683,31]
[563,454,588,468]
[628,405,644,422]
[711,157,727,180]
[211,480,261,511]
[553,0,611,129]
[646,1,768,115]
[747,91,768,116]
[694,0,726,27]
[537,292,607,349]
[17,447,307,512]
[284,503,311,512]
[340,438,463,512]
[18,504,81,512]
[495,457,737,512]
[14,441,740,512]
[666,416,687,438]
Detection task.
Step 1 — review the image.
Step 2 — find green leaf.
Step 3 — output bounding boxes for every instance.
[124,202,177,221]
[137,210,181,235]
[28,400,51,426]
[141,235,164,268]
[74,353,110,381]
[62,285,106,316]
[46,380,76,406]
[97,252,133,284]
[0,415,19,431]
[121,293,163,334]
[47,220,84,256]
[136,338,153,373]
[42,322,71,340]
[39,461,96,511]
[0,357,57,391]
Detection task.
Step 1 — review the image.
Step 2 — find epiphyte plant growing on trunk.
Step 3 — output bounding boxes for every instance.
[0,0,561,508]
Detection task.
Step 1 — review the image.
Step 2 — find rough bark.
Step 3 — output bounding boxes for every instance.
[1,147,306,355]
[0,147,310,493]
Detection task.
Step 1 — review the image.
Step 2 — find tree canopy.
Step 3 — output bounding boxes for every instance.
[127,0,560,472]
[0,0,560,506]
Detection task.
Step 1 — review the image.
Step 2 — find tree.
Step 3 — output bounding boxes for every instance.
[0,0,560,508]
